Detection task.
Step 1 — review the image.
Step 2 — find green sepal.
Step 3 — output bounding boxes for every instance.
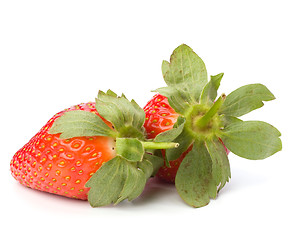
[106,89,118,97]
[85,153,164,207]
[220,120,282,160]
[116,138,144,162]
[137,158,154,180]
[220,115,243,127]
[142,152,164,176]
[85,157,147,207]
[117,153,164,203]
[175,139,231,208]
[49,110,117,139]
[153,85,193,115]
[220,84,275,117]
[165,126,194,162]
[200,73,223,104]
[86,157,126,207]
[154,117,185,143]
[157,44,208,114]
[205,138,231,192]
[114,160,146,204]
[95,90,145,139]
[162,44,208,99]
[175,141,217,207]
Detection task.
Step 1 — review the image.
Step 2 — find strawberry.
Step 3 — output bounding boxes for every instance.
[10,91,178,207]
[10,102,115,200]
[144,44,282,207]
[144,93,229,183]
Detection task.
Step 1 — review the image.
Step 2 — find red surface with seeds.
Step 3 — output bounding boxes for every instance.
[143,94,179,139]
[144,94,181,182]
[10,103,116,200]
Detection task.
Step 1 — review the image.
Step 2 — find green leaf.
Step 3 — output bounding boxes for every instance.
[95,91,145,139]
[157,44,208,114]
[85,157,147,207]
[137,159,154,180]
[175,139,231,207]
[116,153,165,204]
[161,60,170,79]
[49,110,117,139]
[165,126,194,161]
[142,152,164,176]
[115,161,146,204]
[200,73,223,104]
[153,85,193,115]
[85,157,125,207]
[175,141,217,207]
[205,138,231,192]
[220,115,243,127]
[162,44,208,101]
[116,138,144,162]
[106,89,118,97]
[220,84,275,117]
[220,120,282,160]
[154,117,185,142]
[131,99,146,130]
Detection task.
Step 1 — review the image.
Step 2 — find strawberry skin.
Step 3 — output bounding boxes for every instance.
[144,94,179,182]
[144,94,179,139]
[10,102,116,200]
[144,94,229,183]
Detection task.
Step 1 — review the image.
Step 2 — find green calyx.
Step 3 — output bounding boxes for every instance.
[154,44,282,208]
[195,94,226,129]
[49,90,179,207]
[183,95,225,141]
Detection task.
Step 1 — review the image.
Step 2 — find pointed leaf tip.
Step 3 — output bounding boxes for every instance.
[200,73,224,104]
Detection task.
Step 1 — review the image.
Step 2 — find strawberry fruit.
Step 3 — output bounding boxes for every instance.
[10,91,178,207]
[144,44,282,207]
[10,44,282,209]
[10,102,116,200]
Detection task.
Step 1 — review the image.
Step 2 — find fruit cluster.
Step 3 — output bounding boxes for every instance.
[10,44,282,208]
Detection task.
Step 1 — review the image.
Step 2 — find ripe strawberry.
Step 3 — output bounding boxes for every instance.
[10,91,178,207]
[10,102,116,200]
[144,94,229,183]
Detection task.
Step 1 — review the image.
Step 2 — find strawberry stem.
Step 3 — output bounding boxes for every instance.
[142,141,179,150]
[195,94,226,129]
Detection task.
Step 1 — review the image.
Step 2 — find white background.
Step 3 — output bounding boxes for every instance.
[1,1,289,239]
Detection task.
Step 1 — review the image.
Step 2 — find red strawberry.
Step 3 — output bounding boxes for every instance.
[10,91,177,207]
[144,93,229,183]
[10,102,116,200]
